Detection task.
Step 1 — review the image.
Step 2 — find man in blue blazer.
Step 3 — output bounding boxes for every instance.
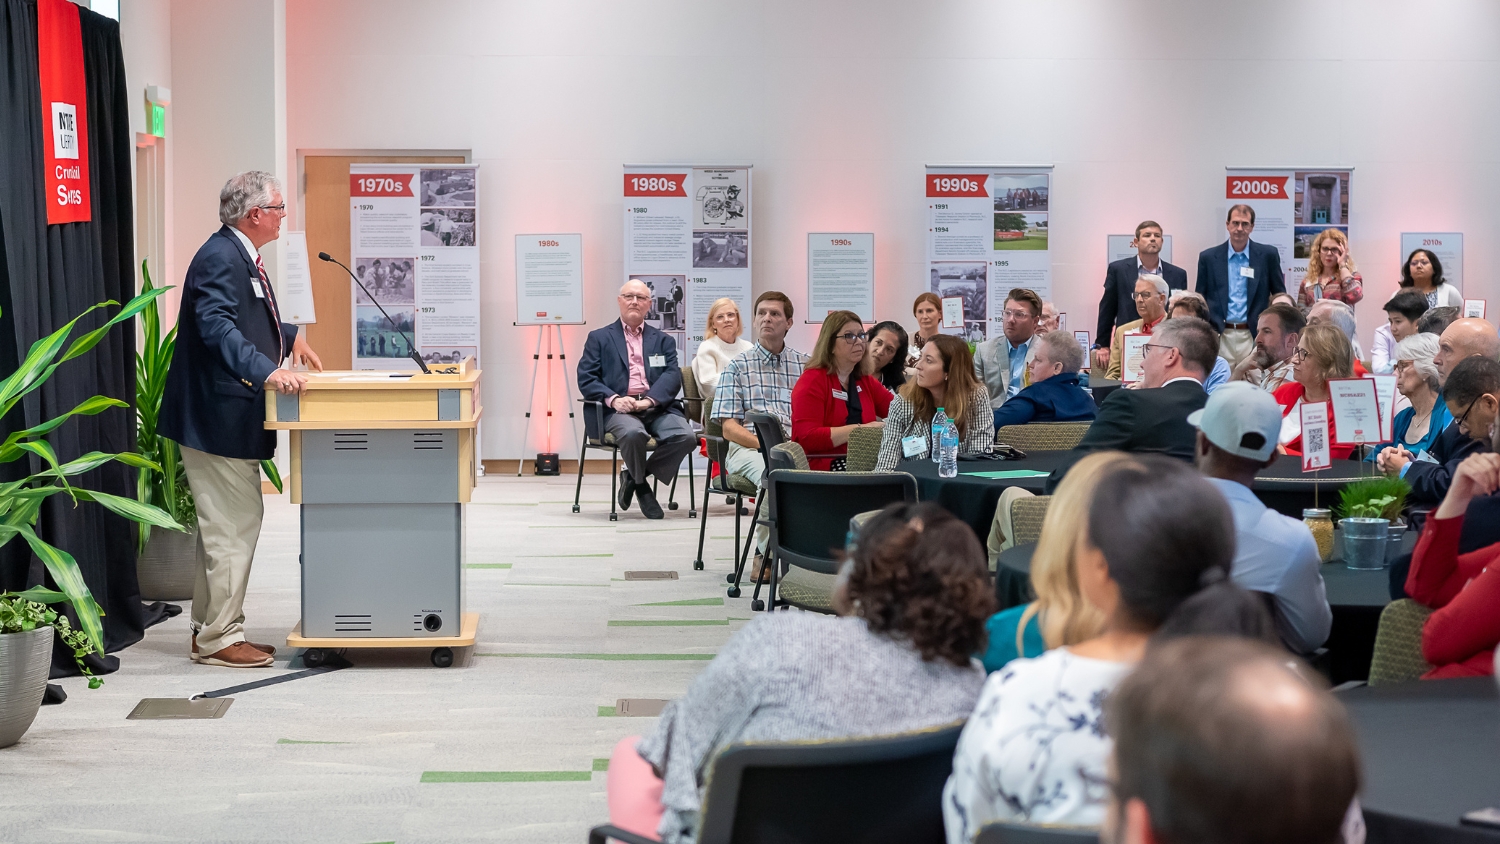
[160,171,321,668]
[577,280,696,519]
[1195,204,1285,368]
[1093,220,1187,370]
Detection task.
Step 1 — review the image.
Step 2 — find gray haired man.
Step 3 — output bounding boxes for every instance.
[1106,274,1169,381]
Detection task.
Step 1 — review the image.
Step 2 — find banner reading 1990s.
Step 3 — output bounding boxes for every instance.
[926,166,1052,342]
[624,165,752,360]
[1224,167,1353,285]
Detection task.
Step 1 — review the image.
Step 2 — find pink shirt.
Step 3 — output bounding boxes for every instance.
[622,321,651,397]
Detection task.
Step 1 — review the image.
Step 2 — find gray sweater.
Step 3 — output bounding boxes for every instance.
[636,613,986,844]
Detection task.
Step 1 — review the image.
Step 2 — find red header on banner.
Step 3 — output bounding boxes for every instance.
[927,174,988,198]
[349,174,414,197]
[1226,175,1289,200]
[38,0,90,224]
[623,174,687,197]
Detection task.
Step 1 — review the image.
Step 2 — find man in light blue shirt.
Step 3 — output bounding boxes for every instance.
[974,288,1041,408]
[1190,384,1333,653]
[1227,241,1250,324]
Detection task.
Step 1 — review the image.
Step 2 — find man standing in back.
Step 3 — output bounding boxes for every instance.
[1196,204,1285,368]
[974,288,1042,410]
[1094,221,1187,371]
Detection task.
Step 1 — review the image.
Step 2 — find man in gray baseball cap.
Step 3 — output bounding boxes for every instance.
[1190,383,1332,653]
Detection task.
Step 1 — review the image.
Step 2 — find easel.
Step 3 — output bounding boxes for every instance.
[516,323,582,476]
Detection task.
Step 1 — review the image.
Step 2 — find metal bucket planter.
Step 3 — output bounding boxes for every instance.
[0,625,54,748]
[137,527,198,602]
[1343,517,1391,571]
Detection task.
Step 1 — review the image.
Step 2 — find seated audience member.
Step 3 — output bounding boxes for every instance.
[1270,291,1299,310]
[1377,318,1499,505]
[790,310,892,470]
[990,329,1096,430]
[944,457,1274,835]
[980,452,1120,670]
[1106,275,1168,381]
[612,503,993,843]
[1402,247,1465,309]
[1103,637,1362,844]
[908,292,943,366]
[1419,305,1460,337]
[1367,333,1449,463]
[975,288,1042,408]
[1039,301,1060,334]
[1406,383,1500,677]
[1297,228,1364,307]
[1274,324,1356,459]
[1167,291,1231,393]
[866,320,910,392]
[1308,299,1367,374]
[1192,384,1333,653]
[691,297,752,398]
[876,335,995,471]
[1371,289,1429,374]
[1231,302,1304,393]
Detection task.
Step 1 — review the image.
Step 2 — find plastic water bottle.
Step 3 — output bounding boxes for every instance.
[930,407,948,462]
[939,420,960,478]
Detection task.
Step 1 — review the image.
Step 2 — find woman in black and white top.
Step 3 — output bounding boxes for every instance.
[876,334,994,471]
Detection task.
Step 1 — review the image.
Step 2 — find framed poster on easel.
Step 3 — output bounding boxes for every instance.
[513,233,585,474]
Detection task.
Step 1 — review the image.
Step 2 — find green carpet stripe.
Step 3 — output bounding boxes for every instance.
[607,620,728,627]
[277,738,352,745]
[637,598,723,606]
[477,653,715,661]
[505,582,609,587]
[597,705,617,717]
[593,758,611,771]
[421,770,591,783]
[465,563,512,569]
[515,553,613,558]
[618,527,698,533]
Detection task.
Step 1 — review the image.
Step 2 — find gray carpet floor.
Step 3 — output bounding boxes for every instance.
[1,473,757,843]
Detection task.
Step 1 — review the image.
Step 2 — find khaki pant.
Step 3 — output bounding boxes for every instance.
[1219,328,1255,369]
[986,486,1036,571]
[725,442,770,554]
[180,445,265,655]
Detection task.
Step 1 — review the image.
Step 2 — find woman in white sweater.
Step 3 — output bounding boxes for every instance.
[691,298,752,399]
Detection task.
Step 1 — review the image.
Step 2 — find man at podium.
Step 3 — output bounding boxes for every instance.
[160,171,323,668]
[577,280,696,519]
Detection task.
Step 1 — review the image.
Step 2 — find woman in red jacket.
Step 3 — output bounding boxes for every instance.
[791,310,893,470]
[1273,323,1357,459]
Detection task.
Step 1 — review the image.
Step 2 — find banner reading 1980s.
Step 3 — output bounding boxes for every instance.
[926,166,1052,342]
[1224,167,1353,285]
[624,165,752,360]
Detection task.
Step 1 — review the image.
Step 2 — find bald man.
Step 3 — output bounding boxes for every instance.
[576,280,697,519]
[1379,317,1499,505]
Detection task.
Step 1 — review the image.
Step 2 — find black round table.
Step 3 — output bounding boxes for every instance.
[1341,677,1500,842]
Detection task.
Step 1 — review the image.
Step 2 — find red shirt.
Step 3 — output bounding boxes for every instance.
[1272,382,1356,460]
[790,367,893,470]
[1406,512,1500,679]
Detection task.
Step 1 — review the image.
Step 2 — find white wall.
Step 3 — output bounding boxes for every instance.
[277,0,1500,459]
[118,0,173,296]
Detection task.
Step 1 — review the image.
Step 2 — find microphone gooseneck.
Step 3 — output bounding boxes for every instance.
[318,251,431,374]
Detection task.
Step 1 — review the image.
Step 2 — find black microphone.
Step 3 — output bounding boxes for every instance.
[318,251,431,374]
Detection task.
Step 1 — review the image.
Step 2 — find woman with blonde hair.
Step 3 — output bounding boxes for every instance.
[978,452,1126,671]
[1298,228,1363,307]
[875,334,994,471]
[691,297,752,398]
[1273,323,1357,459]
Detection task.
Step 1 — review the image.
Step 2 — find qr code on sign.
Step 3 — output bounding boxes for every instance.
[1307,427,1325,454]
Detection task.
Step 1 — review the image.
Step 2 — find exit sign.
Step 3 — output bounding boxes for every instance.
[150,102,165,137]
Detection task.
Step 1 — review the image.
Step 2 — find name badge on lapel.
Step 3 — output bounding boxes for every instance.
[648,354,666,367]
[901,435,927,459]
[251,274,266,298]
[1239,267,1255,279]
[831,389,848,401]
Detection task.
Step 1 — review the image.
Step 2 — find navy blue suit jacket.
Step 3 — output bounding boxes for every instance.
[993,373,1098,429]
[159,226,297,460]
[1404,419,1489,505]
[576,319,684,420]
[1095,257,1187,348]
[1194,240,1286,331]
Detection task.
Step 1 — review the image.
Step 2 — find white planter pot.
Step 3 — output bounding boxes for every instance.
[0,625,54,748]
[137,527,198,602]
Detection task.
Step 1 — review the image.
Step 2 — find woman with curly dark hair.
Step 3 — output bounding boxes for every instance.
[603,503,994,844]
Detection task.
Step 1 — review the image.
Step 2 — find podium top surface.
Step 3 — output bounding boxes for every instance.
[289,358,480,392]
[265,358,482,429]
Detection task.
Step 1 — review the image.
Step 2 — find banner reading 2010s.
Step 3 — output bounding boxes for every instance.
[925,166,1052,342]
[624,165,752,361]
[1225,168,1353,286]
[349,164,482,371]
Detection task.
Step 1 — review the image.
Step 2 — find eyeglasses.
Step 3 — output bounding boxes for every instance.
[1319,246,1342,253]
[836,331,867,343]
[1001,309,1035,320]
[1141,343,1174,356]
[256,204,286,214]
[1131,292,1160,301]
[1293,348,1311,362]
[1393,360,1413,372]
[1456,397,1479,432]
[620,293,651,302]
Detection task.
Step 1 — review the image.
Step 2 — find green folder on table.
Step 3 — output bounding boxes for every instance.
[960,469,1052,479]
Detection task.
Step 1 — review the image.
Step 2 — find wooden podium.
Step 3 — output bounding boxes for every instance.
[265,359,481,667]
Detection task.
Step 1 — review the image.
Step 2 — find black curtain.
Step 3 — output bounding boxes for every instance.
[0,0,163,676]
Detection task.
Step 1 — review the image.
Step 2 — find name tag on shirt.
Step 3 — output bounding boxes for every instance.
[1239,267,1255,278]
[831,389,848,401]
[1415,449,1439,465]
[901,434,927,458]
[250,276,265,298]
[648,354,666,367]
[780,388,792,403]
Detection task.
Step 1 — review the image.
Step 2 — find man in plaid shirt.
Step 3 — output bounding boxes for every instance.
[1231,302,1302,393]
[712,291,807,577]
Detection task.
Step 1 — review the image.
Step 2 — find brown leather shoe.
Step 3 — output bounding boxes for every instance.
[198,642,274,668]
[193,634,276,659]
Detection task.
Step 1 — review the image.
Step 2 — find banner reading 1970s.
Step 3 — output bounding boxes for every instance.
[1224,167,1353,286]
[926,166,1052,342]
[623,165,752,361]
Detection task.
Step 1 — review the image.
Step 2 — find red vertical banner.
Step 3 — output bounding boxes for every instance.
[38,0,91,224]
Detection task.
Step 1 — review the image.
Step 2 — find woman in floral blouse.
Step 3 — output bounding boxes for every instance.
[1298,228,1363,307]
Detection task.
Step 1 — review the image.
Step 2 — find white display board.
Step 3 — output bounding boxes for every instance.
[624,166,751,360]
[1399,232,1463,293]
[514,233,584,325]
[349,164,481,370]
[1106,234,1173,265]
[926,166,1052,343]
[280,231,316,325]
[1224,167,1353,285]
[807,233,874,323]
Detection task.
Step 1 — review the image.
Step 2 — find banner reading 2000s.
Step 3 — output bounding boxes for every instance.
[925,166,1052,342]
[1225,167,1353,288]
[624,165,752,361]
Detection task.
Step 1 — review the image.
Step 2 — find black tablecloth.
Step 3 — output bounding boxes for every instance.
[1088,377,1122,407]
[1342,678,1500,843]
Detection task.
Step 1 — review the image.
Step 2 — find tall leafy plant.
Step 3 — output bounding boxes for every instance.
[0,287,183,676]
[135,261,194,551]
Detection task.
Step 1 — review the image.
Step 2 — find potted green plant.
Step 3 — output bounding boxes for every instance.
[1,288,183,747]
[1336,476,1410,571]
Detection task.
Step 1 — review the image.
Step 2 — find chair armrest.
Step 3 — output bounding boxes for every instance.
[588,824,662,844]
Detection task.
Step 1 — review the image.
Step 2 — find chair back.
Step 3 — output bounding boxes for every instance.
[995,422,1091,452]
[769,442,810,472]
[767,470,917,576]
[1009,495,1052,546]
[703,396,722,439]
[681,367,704,425]
[846,425,883,473]
[974,822,1100,844]
[697,722,964,844]
[1368,598,1434,685]
[745,411,786,466]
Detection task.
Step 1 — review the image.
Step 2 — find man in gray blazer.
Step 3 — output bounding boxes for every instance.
[974,288,1042,410]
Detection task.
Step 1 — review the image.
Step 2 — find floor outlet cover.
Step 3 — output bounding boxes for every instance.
[623,571,679,580]
[127,698,234,720]
[616,698,669,717]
